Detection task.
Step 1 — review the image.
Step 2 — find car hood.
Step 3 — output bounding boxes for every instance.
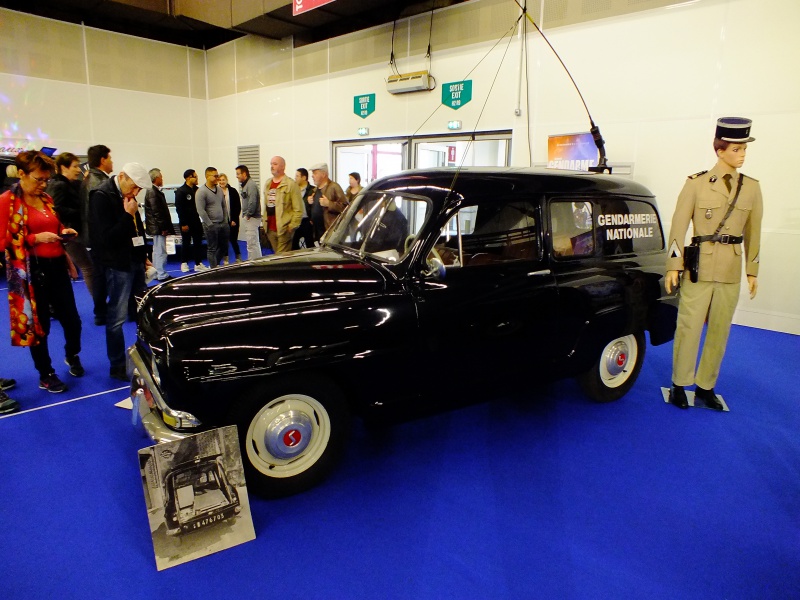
[138,248,388,338]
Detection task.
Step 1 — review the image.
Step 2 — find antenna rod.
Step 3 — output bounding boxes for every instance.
[514,1,611,173]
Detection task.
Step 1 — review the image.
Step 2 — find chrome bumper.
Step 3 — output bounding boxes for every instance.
[128,344,190,443]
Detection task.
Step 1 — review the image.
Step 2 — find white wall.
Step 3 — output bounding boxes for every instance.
[0,10,209,185]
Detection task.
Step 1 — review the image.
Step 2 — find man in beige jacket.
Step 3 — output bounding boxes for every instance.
[263,156,304,254]
[665,117,763,410]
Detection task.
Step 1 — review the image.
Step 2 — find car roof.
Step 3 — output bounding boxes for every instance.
[369,166,655,199]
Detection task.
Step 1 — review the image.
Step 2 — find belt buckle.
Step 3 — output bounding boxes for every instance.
[719,234,731,244]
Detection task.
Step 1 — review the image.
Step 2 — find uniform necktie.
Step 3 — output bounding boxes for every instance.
[723,173,732,193]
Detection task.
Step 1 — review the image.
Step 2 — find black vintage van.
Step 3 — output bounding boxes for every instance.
[130,167,678,497]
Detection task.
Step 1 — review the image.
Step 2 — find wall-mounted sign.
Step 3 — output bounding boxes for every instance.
[448,146,456,162]
[354,93,375,119]
[547,132,598,171]
[293,0,337,16]
[442,80,472,110]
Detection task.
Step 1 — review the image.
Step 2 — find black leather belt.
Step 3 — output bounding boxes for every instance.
[691,234,743,245]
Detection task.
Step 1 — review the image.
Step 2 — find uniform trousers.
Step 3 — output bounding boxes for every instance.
[672,277,740,389]
[29,256,82,378]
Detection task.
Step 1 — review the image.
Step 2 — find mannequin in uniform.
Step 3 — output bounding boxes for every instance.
[665,117,763,410]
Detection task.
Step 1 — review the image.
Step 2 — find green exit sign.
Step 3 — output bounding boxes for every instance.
[354,93,375,118]
[442,80,472,110]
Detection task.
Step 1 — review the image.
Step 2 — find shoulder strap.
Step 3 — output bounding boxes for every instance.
[712,173,744,239]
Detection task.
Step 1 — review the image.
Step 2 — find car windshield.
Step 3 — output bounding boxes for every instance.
[324,190,432,263]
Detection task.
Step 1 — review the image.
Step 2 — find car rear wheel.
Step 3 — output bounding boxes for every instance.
[577,332,645,402]
[230,375,350,498]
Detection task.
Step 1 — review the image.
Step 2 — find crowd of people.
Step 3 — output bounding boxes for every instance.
[0,147,364,414]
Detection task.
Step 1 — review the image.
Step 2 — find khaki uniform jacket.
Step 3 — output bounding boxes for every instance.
[263,176,304,236]
[666,164,763,283]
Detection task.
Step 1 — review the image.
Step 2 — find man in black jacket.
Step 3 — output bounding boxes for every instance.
[145,168,173,281]
[174,169,206,272]
[89,162,152,380]
[80,144,113,325]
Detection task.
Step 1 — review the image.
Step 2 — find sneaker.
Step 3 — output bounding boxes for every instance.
[157,274,173,282]
[194,263,209,272]
[235,257,243,263]
[181,262,190,272]
[65,355,85,377]
[0,377,16,391]
[109,365,128,382]
[0,390,20,414]
[222,258,229,265]
[39,373,67,393]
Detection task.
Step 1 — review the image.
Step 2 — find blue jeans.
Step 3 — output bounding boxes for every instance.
[152,235,168,279]
[105,262,145,369]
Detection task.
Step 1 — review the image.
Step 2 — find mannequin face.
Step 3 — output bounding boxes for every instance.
[717,143,747,169]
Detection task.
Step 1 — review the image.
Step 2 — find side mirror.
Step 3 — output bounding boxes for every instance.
[421,257,445,280]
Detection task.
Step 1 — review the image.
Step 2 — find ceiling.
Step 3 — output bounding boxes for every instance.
[0,0,469,50]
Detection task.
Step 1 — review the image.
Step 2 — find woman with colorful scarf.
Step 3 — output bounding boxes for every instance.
[0,150,84,398]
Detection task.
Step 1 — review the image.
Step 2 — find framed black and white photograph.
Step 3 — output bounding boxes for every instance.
[138,425,256,571]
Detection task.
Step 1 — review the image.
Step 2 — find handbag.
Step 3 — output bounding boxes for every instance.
[683,174,744,283]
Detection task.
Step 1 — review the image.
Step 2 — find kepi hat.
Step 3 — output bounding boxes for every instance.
[715,117,755,143]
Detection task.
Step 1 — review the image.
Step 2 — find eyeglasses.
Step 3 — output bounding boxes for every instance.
[27,174,51,184]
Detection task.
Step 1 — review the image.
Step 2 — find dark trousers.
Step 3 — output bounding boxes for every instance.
[180,221,205,264]
[105,262,145,369]
[90,250,107,323]
[292,217,315,249]
[204,222,231,268]
[228,222,241,260]
[29,256,82,378]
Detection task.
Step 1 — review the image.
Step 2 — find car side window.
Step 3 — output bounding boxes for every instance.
[550,200,595,258]
[435,199,541,267]
[597,198,664,255]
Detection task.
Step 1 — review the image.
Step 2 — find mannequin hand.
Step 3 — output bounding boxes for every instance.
[747,275,758,299]
[665,270,680,294]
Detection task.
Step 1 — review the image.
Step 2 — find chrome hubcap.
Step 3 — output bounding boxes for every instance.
[263,410,313,459]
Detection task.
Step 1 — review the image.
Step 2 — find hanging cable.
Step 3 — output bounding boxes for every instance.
[389,18,401,77]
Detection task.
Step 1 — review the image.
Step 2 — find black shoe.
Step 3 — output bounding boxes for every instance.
[695,386,724,411]
[0,390,20,414]
[39,373,67,393]
[109,366,128,382]
[0,377,16,391]
[65,355,85,377]
[669,384,689,409]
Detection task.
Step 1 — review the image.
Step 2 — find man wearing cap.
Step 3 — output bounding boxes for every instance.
[665,117,763,410]
[89,162,152,380]
[309,162,348,242]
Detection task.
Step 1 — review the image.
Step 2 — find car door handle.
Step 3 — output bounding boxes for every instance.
[527,269,551,277]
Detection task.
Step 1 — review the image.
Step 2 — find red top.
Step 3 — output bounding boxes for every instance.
[267,179,279,232]
[0,190,66,258]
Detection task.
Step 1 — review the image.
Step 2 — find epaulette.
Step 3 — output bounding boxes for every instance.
[742,173,759,182]
[687,170,708,179]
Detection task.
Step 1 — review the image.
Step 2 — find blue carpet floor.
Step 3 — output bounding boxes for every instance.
[1,256,799,599]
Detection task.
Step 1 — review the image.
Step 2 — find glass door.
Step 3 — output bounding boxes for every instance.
[413,132,511,168]
[333,141,408,188]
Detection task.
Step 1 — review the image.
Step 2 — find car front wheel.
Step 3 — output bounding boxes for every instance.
[231,375,350,498]
[577,332,645,402]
